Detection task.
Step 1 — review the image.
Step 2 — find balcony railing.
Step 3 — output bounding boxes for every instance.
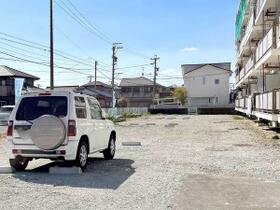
[235,96,248,109]
[245,54,254,73]
[240,68,245,79]
[255,27,274,62]
[239,13,255,54]
[256,0,265,19]
[255,89,280,113]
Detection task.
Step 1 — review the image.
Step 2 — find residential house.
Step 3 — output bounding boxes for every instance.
[46,83,113,108]
[181,62,232,107]
[119,76,173,107]
[82,81,113,108]
[235,0,280,126]
[0,65,39,106]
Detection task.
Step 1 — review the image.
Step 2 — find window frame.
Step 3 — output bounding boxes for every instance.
[87,97,103,120]
[74,96,87,119]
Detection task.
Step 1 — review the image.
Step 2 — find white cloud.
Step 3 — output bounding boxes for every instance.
[180,47,198,53]
[161,68,177,75]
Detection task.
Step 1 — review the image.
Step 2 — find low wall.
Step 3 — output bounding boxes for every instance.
[103,107,148,116]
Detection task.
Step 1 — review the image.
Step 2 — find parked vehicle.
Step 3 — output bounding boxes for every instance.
[0,105,15,125]
[5,91,116,171]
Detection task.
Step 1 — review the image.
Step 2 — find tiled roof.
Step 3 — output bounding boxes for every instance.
[0,65,39,79]
[120,76,163,87]
[83,81,111,88]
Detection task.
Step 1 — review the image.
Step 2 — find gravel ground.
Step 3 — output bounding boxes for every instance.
[0,115,280,209]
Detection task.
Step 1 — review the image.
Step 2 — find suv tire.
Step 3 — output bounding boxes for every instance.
[75,140,89,171]
[9,156,29,171]
[103,134,116,160]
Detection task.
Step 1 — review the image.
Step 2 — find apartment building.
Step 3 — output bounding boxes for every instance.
[235,0,280,125]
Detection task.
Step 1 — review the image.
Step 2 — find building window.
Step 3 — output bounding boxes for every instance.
[144,87,151,92]
[133,87,140,93]
[203,77,206,85]
[214,79,220,85]
[1,80,6,86]
[122,87,131,93]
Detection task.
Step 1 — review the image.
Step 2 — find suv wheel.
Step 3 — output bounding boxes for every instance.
[75,141,89,171]
[9,156,29,171]
[103,135,116,160]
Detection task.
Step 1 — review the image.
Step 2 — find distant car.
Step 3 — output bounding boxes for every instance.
[5,91,116,171]
[0,105,15,125]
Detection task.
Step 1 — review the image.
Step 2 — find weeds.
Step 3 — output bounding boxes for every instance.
[232,115,244,120]
[108,112,144,123]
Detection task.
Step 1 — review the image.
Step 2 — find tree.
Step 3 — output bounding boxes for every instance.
[117,96,128,107]
[172,87,187,105]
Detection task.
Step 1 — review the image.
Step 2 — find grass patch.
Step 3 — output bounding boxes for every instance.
[108,112,145,123]
[232,115,244,120]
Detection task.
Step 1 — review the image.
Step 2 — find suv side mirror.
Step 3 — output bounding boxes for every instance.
[101,110,107,119]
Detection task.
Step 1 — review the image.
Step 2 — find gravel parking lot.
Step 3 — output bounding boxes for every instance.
[1,115,280,209]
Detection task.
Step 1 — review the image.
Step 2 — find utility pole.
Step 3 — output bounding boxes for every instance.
[88,76,93,82]
[94,60,98,88]
[112,43,123,108]
[50,0,54,89]
[151,55,160,98]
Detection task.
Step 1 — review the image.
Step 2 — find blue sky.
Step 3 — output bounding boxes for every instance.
[0,0,238,87]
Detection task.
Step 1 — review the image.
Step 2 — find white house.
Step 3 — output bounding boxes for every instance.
[181,62,232,107]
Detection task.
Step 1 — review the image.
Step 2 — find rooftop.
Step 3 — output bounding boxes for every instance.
[0,65,39,80]
[181,62,231,75]
[120,76,164,87]
[83,81,111,88]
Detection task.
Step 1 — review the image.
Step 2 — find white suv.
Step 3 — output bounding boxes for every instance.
[5,91,116,171]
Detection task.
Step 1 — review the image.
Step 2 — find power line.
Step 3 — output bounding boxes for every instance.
[56,0,112,45]
[65,0,114,43]
[0,32,95,67]
[0,51,92,76]
[116,63,152,70]
[58,0,151,61]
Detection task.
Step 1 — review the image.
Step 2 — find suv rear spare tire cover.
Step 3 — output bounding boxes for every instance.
[30,115,66,150]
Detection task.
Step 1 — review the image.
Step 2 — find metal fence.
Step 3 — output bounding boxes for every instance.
[103,107,149,116]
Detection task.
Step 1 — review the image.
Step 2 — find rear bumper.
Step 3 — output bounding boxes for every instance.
[5,140,79,160]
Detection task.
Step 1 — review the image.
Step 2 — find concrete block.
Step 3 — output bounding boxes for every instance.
[49,166,82,174]
[122,142,142,146]
[0,166,14,174]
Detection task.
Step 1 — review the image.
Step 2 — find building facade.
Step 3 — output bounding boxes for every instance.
[82,81,113,108]
[235,0,280,125]
[0,65,39,106]
[47,82,113,108]
[182,63,232,107]
[119,77,172,107]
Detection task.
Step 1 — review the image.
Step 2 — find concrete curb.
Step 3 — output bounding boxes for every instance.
[0,166,14,174]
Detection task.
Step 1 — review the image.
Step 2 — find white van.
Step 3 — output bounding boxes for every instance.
[5,91,116,171]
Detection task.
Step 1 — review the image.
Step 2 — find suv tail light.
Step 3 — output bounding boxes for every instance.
[7,121,13,136]
[68,120,76,136]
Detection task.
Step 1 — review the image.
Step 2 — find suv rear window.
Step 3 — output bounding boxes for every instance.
[16,96,67,121]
